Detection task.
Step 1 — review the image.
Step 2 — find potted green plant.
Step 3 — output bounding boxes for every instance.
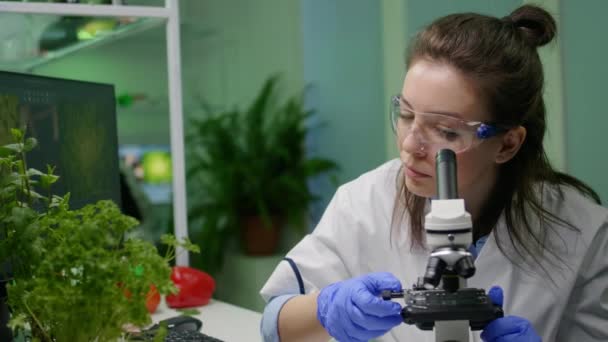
[0,128,198,341]
[186,76,338,275]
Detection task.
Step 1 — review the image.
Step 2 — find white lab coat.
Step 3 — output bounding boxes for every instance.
[260,159,608,342]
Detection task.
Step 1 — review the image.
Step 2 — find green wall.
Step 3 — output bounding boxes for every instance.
[381,1,408,160]
[300,0,386,185]
[406,0,521,32]
[180,0,304,113]
[562,0,608,204]
[528,0,566,172]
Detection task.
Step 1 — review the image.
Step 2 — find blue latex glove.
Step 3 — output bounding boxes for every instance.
[317,272,403,342]
[481,286,542,342]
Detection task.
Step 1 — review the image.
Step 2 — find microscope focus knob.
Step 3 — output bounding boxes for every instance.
[454,255,476,278]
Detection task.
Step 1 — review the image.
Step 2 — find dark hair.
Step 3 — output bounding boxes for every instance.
[394,5,601,274]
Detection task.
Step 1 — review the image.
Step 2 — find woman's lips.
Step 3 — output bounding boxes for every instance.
[405,165,431,178]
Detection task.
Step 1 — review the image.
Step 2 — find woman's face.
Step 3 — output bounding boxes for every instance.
[397,59,504,204]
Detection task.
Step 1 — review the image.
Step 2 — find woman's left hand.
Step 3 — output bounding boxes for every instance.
[481,286,542,342]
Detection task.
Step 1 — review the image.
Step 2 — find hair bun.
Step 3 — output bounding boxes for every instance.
[505,5,556,47]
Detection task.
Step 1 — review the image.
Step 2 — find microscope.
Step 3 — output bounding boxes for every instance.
[383,149,503,342]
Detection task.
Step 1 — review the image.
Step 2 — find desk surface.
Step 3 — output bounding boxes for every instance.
[152,299,263,341]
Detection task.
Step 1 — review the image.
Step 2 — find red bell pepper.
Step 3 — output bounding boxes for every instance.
[166,266,216,308]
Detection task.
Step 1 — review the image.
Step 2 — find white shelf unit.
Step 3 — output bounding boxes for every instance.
[0,17,165,72]
[0,0,190,266]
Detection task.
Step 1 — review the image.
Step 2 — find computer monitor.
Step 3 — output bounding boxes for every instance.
[0,71,121,210]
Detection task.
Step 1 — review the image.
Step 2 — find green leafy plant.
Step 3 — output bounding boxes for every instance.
[0,128,199,341]
[186,76,338,274]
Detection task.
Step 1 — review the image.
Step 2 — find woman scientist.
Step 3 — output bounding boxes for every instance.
[260,5,608,342]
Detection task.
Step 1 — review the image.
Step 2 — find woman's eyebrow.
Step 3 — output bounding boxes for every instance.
[401,96,463,119]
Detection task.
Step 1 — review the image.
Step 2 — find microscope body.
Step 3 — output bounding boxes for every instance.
[384,150,502,341]
[402,198,502,339]
[423,198,476,289]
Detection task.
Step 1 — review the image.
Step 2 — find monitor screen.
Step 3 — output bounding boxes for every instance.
[0,71,121,210]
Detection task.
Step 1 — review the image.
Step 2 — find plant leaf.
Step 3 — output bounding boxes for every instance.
[40,174,60,190]
[10,128,23,142]
[24,137,38,152]
[26,168,44,177]
[7,313,28,331]
[3,143,23,153]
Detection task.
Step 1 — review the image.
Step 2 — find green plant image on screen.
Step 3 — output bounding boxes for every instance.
[142,150,172,184]
[0,95,20,149]
[58,102,119,207]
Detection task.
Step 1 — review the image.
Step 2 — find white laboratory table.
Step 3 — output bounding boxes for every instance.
[151,298,263,341]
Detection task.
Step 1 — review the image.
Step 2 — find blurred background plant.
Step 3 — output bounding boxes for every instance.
[186,75,338,275]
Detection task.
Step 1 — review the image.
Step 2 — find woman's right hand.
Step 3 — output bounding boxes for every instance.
[316,272,403,342]
[481,286,541,342]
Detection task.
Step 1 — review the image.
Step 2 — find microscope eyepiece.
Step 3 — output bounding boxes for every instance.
[436,148,456,164]
[436,149,458,199]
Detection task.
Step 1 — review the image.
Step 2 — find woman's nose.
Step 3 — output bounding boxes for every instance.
[401,129,427,157]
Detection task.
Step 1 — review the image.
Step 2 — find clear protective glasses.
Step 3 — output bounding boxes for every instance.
[390,95,509,154]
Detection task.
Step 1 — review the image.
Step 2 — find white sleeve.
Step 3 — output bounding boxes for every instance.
[259,186,359,302]
[556,220,608,341]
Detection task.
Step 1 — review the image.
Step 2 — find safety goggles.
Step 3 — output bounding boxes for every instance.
[390,95,509,154]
